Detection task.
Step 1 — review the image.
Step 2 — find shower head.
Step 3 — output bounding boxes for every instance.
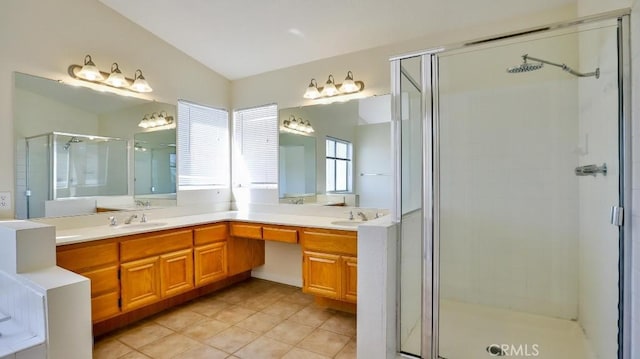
[507,54,599,78]
[63,136,82,150]
[507,61,544,73]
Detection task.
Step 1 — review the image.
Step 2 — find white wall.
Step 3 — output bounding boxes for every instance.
[0,0,230,219]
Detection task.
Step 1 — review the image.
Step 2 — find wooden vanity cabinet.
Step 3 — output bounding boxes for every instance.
[301,228,358,303]
[56,241,120,322]
[120,229,194,311]
[193,223,228,286]
[228,222,265,275]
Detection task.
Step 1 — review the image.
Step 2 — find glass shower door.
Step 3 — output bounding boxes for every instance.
[397,55,425,357]
[436,19,621,359]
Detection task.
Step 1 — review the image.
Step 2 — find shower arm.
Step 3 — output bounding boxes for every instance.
[523,54,600,78]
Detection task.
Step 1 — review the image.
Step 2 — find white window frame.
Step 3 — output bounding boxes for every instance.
[326,136,352,193]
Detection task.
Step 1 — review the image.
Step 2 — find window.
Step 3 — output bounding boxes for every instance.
[326,137,352,192]
[177,100,229,189]
[232,104,278,186]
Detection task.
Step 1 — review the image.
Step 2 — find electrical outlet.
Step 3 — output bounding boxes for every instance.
[0,192,11,210]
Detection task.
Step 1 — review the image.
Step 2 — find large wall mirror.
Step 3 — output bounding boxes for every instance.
[14,72,177,219]
[278,94,392,209]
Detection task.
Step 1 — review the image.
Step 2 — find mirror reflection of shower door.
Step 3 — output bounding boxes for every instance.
[436,19,621,359]
[25,134,52,219]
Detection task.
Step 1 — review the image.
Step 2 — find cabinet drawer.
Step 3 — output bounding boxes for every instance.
[262,226,298,243]
[301,229,357,256]
[82,265,119,297]
[230,223,262,239]
[91,292,120,322]
[194,223,228,245]
[120,229,192,262]
[57,242,118,271]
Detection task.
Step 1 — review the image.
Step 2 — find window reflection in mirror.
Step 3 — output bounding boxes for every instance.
[278,94,392,209]
[14,72,177,219]
[134,129,176,197]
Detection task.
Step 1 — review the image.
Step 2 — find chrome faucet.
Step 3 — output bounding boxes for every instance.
[135,200,151,208]
[108,216,117,226]
[140,213,148,223]
[124,214,138,224]
[356,211,368,221]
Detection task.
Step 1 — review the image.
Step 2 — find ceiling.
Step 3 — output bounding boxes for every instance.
[99,0,574,80]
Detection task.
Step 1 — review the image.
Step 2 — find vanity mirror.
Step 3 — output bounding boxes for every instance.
[278,94,392,209]
[14,72,177,219]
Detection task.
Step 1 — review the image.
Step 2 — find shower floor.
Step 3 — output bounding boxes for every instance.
[403,300,597,359]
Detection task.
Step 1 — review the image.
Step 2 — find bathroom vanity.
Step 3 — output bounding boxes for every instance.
[54,213,358,336]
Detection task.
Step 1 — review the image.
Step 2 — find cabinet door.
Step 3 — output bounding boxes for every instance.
[303,251,341,299]
[342,256,358,303]
[228,237,265,275]
[121,257,161,311]
[195,242,227,286]
[160,249,194,298]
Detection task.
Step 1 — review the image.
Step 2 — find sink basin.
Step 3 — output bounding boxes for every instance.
[113,222,168,230]
[330,220,363,227]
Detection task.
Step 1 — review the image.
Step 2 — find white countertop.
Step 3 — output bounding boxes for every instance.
[55,211,362,246]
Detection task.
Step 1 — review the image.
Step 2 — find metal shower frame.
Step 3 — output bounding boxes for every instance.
[390,9,632,359]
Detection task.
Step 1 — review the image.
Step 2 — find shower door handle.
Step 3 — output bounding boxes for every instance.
[575,163,607,176]
[610,206,624,226]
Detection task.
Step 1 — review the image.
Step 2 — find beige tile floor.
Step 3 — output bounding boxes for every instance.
[94,278,357,359]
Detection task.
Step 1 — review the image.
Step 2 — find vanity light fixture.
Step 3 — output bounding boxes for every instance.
[303,71,364,100]
[320,75,339,97]
[76,55,104,81]
[68,54,153,93]
[134,142,147,152]
[282,115,314,135]
[138,111,174,129]
[131,69,153,93]
[303,79,321,99]
[104,63,128,88]
[339,71,359,93]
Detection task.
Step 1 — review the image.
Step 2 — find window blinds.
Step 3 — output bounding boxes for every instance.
[177,100,229,188]
[233,104,278,186]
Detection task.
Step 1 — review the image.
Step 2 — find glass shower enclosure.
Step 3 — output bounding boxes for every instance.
[23,132,128,218]
[392,12,631,359]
